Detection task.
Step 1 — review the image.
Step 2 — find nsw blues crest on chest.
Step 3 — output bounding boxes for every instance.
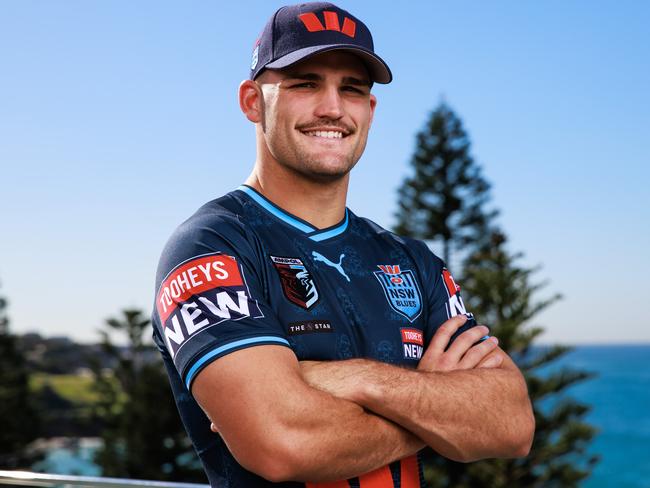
[374,265,423,322]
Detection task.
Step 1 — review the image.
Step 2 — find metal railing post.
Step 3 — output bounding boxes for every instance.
[0,471,210,488]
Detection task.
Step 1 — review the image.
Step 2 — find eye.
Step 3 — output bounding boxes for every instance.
[291,82,317,89]
[342,85,366,95]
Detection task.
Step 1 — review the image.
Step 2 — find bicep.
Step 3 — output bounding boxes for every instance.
[191,344,309,473]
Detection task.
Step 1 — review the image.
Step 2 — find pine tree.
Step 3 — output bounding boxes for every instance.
[0,281,40,468]
[423,231,598,487]
[394,101,497,265]
[394,103,598,486]
[91,309,205,482]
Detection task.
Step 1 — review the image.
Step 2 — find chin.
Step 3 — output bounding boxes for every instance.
[293,164,353,184]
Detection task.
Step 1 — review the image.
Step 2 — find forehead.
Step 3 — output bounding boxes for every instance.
[275,51,371,81]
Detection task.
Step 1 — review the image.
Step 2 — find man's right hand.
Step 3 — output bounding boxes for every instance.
[418,314,503,372]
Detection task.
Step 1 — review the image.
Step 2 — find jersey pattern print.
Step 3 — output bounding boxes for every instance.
[152,185,477,488]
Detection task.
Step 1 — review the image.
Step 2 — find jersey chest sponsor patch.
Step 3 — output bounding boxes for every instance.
[270,255,319,309]
[401,327,424,360]
[374,265,423,322]
[156,253,263,358]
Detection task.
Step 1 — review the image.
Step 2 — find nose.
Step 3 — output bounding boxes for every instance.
[314,85,344,120]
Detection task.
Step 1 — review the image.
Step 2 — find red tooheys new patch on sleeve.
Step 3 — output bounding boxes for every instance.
[442,268,469,317]
[156,253,263,358]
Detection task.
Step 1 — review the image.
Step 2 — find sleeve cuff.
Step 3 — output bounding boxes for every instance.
[184,336,291,391]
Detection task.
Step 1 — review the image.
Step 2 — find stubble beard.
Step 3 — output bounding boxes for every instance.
[281,148,359,184]
[265,127,363,184]
[261,100,365,184]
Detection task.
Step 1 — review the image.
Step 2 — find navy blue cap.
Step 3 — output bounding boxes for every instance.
[250,2,392,84]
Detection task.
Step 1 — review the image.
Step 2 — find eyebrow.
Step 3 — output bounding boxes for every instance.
[284,72,372,88]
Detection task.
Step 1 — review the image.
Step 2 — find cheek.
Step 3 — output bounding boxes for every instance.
[269,104,295,136]
[351,103,373,129]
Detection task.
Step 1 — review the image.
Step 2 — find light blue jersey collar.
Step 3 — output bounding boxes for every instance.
[237,185,349,242]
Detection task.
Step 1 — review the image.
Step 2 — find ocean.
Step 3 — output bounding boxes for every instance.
[551,345,650,488]
[32,345,650,487]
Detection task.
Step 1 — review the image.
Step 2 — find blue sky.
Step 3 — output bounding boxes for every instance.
[0,1,648,344]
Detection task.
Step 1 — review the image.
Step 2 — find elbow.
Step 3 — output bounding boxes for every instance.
[501,402,535,459]
[508,427,534,459]
[234,430,311,483]
[262,429,336,482]
[247,453,295,483]
[460,405,535,462]
[234,440,296,483]
[513,407,535,457]
[504,376,536,458]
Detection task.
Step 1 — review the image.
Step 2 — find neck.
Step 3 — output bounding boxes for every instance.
[245,163,349,230]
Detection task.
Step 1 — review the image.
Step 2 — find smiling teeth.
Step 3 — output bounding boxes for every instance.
[305,131,343,139]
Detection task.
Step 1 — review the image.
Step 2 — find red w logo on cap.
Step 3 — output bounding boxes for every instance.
[298,11,356,38]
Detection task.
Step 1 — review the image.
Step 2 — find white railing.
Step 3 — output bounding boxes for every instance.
[0,471,210,488]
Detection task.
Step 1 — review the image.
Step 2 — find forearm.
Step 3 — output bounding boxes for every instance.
[303,358,534,463]
[364,362,532,461]
[278,386,424,482]
[197,346,423,483]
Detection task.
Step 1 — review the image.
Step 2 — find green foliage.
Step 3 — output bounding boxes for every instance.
[394,101,497,264]
[394,104,598,486]
[30,373,101,406]
[29,372,106,437]
[0,282,40,468]
[422,231,598,487]
[91,309,205,482]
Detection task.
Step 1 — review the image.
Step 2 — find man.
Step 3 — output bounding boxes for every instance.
[152,2,534,487]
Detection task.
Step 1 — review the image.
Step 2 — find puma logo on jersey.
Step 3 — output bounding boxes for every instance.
[312,251,350,282]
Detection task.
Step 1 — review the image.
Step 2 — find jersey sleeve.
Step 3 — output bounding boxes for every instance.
[152,211,291,392]
[413,241,480,346]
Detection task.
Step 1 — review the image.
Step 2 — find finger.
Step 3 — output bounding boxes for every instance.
[458,336,499,369]
[445,325,490,364]
[426,314,469,357]
[478,352,504,369]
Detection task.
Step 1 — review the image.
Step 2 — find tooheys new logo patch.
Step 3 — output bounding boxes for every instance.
[401,328,424,360]
[270,256,319,309]
[156,253,263,358]
[442,268,468,317]
[374,265,423,322]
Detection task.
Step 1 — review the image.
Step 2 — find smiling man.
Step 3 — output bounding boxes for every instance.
[152,3,534,487]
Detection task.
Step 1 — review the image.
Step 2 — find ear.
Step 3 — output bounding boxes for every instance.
[239,80,263,123]
[368,93,377,128]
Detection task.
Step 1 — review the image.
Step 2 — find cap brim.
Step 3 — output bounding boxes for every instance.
[264,44,392,84]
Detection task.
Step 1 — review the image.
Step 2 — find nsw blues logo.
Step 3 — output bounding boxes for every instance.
[374,265,422,322]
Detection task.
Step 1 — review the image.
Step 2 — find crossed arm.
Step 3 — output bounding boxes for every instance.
[301,316,534,462]
[193,345,423,482]
[192,315,535,483]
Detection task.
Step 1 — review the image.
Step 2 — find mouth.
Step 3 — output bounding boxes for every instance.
[299,127,351,140]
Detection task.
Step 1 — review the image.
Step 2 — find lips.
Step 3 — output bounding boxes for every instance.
[298,123,352,140]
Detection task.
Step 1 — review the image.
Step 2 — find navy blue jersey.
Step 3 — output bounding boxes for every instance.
[152,185,476,488]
